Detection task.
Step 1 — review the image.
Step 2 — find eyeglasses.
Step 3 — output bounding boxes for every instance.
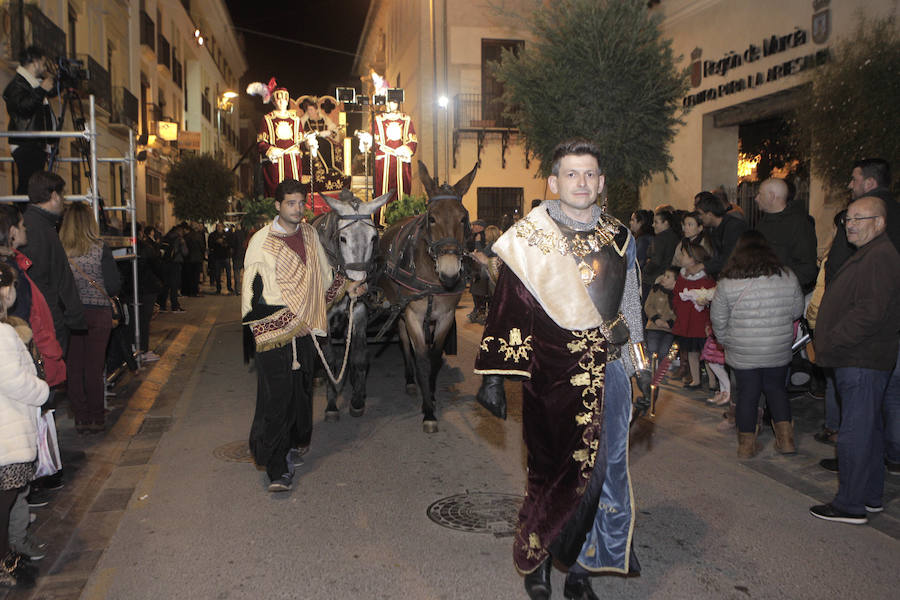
[840,215,879,226]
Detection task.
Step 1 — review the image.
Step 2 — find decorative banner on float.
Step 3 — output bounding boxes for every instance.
[178,131,202,150]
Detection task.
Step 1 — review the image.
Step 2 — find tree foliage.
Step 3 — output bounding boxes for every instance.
[492,0,689,217]
[383,193,427,226]
[165,153,236,222]
[790,14,900,194]
[239,196,278,230]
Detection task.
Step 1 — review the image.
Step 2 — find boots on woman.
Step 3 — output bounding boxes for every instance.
[773,421,797,454]
[737,431,760,459]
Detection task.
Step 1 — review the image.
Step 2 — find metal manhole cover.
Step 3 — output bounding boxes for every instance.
[213,440,254,463]
[427,492,522,537]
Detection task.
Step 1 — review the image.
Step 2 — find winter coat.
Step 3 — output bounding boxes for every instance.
[672,271,715,339]
[755,199,818,293]
[825,187,900,284]
[643,228,679,287]
[2,71,54,147]
[20,205,87,340]
[14,251,66,386]
[710,270,803,369]
[644,284,675,332]
[705,213,748,277]
[0,320,49,467]
[814,233,900,371]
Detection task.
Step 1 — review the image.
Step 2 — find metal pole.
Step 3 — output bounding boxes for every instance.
[89,95,100,222]
[128,129,141,368]
[442,0,450,181]
[430,0,439,182]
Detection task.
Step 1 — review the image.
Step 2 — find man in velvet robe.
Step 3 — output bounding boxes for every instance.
[474,140,651,600]
[257,88,303,198]
[372,100,417,226]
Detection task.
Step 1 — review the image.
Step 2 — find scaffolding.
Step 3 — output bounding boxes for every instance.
[0,95,143,367]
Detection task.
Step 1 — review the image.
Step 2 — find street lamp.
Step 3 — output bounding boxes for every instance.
[216,90,238,158]
[437,95,450,181]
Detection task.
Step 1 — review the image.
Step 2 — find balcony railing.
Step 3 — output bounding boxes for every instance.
[453,93,516,130]
[139,10,155,51]
[78,55,111,113]
[8,4,66,64]
[144,103,161,135]
[157,34,171,70]
[111,86,139,130]
[201,95,211,122]
[172,60,183,88]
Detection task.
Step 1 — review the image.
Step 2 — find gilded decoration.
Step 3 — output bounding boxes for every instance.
[567,329,606,488]
[513,214,627,280]
[480,329,533,363]
[516,529,546,564]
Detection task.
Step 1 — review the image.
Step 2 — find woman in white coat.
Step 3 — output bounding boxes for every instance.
[0,262,48,588]
[710,231,803,459]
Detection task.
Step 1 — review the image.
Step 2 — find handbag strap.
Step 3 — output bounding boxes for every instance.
[68,258,113,303]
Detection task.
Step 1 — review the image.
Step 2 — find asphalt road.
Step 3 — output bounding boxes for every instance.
[11,293,899,599]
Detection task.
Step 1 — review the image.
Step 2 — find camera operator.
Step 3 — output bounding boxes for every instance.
[3,46,55,195]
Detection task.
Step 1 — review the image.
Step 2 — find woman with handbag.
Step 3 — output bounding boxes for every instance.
[59,203,121,433]
[0,262,49,588]
[710,231,804,458]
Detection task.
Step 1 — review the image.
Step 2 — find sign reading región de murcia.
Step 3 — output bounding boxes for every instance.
[683,0,832,108]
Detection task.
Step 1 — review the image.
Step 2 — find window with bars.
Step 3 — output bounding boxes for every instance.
[476,187,523,228]
[481,39,523,128]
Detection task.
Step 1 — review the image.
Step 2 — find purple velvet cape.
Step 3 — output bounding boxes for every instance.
[475,263,629,573]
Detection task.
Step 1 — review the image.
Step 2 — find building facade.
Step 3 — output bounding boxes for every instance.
[649,0,896,251]
[353,0,895,249]
[1,0,247,232]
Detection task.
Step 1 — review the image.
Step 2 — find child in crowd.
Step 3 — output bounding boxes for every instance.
[701,324,730,406]
[672,240,715,389]
[644,266,679,361]
[1,262,49,589]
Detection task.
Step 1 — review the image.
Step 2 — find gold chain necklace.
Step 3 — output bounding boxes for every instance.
[566,217,619,285]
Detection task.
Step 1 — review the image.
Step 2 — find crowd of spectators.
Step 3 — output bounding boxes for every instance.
[624,160,898,525]
[468,159,898,528]
[0,169,249,588]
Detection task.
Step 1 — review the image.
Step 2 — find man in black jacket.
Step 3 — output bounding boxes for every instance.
[754,178,818,294]
[20,171,86,351]
[3,46,56,195]
[694,191,747,278]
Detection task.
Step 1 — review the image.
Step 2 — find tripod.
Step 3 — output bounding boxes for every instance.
[47,86,92,185]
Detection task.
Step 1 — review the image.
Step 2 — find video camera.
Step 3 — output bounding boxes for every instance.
[51,57,87,88]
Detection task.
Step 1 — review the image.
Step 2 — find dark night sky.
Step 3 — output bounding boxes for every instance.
[225,0,371,119]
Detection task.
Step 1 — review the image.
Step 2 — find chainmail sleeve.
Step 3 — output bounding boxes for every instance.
[619,235,644,375]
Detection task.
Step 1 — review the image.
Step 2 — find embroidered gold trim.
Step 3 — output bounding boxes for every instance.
[567,329,607,489]
[480,329,533,364]
[513,214,627,273]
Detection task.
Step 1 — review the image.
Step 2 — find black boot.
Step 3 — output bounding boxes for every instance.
[564,574,599,600]
[523,556,552,599]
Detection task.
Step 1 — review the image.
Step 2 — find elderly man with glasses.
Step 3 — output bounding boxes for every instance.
[811,195,900,524]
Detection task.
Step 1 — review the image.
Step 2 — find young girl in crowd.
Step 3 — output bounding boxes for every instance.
[0,262,49,589]
[701,324,730,406]
[672,240,715,389]
[644,266,679,361]
[673,211,712,267]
